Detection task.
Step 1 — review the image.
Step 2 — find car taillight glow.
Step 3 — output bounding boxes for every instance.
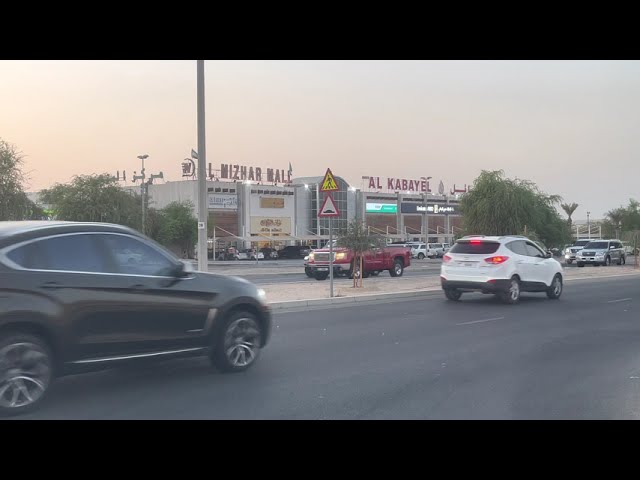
[484,256,509,264]
[469,239,482,244]
[443,254,452,263]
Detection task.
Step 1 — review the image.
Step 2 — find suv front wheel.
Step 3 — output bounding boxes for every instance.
[211,311,263,373]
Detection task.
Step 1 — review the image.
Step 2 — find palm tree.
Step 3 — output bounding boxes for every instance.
[561,203,579,228]
[606,208,625,239]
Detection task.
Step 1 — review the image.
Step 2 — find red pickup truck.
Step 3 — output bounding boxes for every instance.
[307,244,411,280]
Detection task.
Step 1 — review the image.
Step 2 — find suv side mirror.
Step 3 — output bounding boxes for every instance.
[174,259,195,277]
[544,251,552,258]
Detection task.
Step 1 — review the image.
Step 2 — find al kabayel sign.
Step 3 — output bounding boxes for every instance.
[250,217,292,236]
[367,177,432,193]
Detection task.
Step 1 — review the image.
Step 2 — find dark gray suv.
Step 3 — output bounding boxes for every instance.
[577,239,626,267]
[0,221,272,416]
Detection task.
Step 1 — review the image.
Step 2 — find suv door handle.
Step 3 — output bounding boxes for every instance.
[39,281,62,289]
[129,284,149,291]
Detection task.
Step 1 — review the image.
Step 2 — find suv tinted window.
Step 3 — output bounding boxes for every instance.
[449,241,500,255]
[506,240,528,256]
[525,242,545,258]
[574,240,590,247]
[612,242,622,249]
[98,234,176,276]
[7,234,107,272]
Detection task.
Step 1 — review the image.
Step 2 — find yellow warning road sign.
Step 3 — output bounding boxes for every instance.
[320,168,339,192]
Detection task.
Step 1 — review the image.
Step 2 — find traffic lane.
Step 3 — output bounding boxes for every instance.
[21,276,640,419]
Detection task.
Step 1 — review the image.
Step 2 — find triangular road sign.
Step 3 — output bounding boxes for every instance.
[318,194,340,217]
[320,168,339,192]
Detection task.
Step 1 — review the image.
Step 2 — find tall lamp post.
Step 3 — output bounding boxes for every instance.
[587,211,591,240]
[134,154,149,234]
[196,60,208,273]
[421,176,432,244]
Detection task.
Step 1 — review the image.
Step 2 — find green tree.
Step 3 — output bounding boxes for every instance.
[561,202,579,228]
[40,174,144,230]
[0,138,44,220]
[337,219,384,287]
[460,170,571,248]
[156,201,198,256]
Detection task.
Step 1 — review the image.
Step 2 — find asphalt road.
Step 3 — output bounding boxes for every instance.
[16,274,640,419]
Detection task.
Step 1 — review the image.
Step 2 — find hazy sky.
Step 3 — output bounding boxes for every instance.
[1,60,639,219]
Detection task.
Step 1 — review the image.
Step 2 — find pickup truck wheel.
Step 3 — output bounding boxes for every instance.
[314,272,329,281]
[389,259,404,277]
[304,267,313,278]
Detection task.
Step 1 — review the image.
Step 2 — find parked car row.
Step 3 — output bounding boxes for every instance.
[196,245,311,261]
[564,239,629,267]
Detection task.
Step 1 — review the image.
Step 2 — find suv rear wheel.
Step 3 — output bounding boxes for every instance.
[0,333,53,417]
[444,289,462,301]
[500,277,521,305]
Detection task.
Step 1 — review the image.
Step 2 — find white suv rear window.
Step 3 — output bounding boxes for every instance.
[449,241,500,255]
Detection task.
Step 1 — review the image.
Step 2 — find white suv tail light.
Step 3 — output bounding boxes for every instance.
[484,255,509,265]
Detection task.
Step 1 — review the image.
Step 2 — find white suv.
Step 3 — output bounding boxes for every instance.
[440,236,564,304]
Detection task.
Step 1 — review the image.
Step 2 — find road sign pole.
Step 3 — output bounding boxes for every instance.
[329,215,334,298]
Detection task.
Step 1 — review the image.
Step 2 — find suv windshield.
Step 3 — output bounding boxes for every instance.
[449,241,500,255]
[583,242,608,249]
[574,240,590,247]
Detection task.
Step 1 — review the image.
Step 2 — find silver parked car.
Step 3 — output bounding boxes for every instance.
[564,239,590,264]
[577,240,626,267]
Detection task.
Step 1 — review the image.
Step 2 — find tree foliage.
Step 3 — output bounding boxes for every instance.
[602,199,640,240]
[336,219,384,255]
[40,174,143,229]
[156,201,198,253]
[460,170,570,248]
[0,138,43,220]
[336,220,385,288]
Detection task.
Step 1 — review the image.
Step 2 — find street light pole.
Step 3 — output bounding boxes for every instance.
[421,176,432,244]
[197,60,208,272]
[587,211,591,240]
[136,154,149,234]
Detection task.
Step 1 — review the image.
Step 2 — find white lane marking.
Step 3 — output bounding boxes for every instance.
[607,298,632,304]
[456,316,505,326]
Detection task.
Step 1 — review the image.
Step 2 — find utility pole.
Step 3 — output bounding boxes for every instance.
[131,155,163,235]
